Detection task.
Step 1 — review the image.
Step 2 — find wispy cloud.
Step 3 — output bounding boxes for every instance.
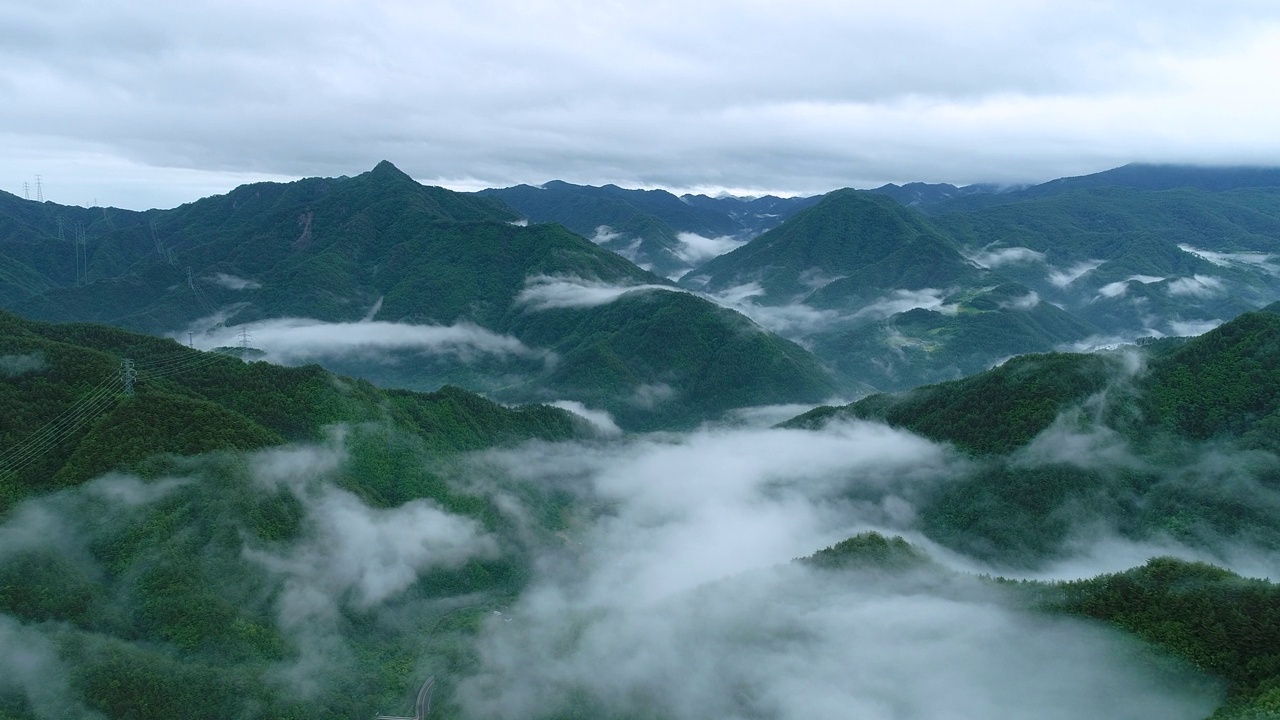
[1167,274,1225,297]
[1048,260,1103,288]
[672,232,747,265]
[516,275,678,311]
[452,421,1221,720]
[0,351,47,378]
[1096,275,1164,300]
[855,289,959,320]
[999,290,1041,310]
[589,226,623,244]
[1168,318,1223,336]
[209,272,262,290]
[549,400,622,436]
[191,318,542,364]
[1178,244,1276,270]
[969,246,1046,268]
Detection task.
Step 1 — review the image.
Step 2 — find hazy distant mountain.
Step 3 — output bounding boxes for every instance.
[865,181,1015,207]
[932,186,1280,338]
[927,162,1280,212]
[478,181,818,277]
[670,172,1280,392]
[677,192,822,237]
[0,162,841,429]
[675,189,1099,389]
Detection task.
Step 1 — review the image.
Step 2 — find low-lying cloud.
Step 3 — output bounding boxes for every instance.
[702,286,843,338]
[516,275,679,311]
[969,246,1046,268]
[1096,275,1165,300]
[548,400,622,436]
[1168,318,1223,337]
[1000,290,1041,310]
[209,272,262,290]
[672,232,747,265]
[0,351,47,377]
[855,288,959,320]
[1178,244,1276,270]
[1167,274,1225,297]
[451,421,1222,720]
[249,444,498,610]
[1048,260,1104,287]
[191,317,543,364]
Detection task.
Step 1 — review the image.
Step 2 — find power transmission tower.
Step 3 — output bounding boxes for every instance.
[239,327,251,353]
[22,181,29,200]
[74,222,88,285]
[56,217,65,244]
[121,359,136,395]
[34,174,42,202]
[150,219,173,263]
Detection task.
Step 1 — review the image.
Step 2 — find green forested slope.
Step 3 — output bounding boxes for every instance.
[0,310,580,511]
[787,308,1280,567]
[1043,558,1280,719]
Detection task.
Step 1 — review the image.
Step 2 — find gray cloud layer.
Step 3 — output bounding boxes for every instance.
[452,421,1224,719]
[3,2,1280,209]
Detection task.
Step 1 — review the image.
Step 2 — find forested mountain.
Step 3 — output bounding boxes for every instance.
[5,162,1280,720]
[675,188,1102,389]
[667,168,1280,392]
[477,181,818,277]
[786,305,1280,566]
[0,162,841,429]
[0,309,582,512]
[681,189,952,299]
[5,290,1278,720]
[805,533,1280,719]
[0,310,596,720]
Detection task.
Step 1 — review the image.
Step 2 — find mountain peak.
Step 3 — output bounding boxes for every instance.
[368,159,412,180]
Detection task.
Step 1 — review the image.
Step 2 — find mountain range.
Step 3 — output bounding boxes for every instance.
[0,162,839,430]
[4,161,1280,720]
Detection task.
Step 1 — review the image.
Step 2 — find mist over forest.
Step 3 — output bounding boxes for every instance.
[4,162,1280,720]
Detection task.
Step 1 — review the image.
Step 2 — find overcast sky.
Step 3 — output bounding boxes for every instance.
[4,1,1280,210]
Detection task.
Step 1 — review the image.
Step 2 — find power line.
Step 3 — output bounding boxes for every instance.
[0,368,126,480]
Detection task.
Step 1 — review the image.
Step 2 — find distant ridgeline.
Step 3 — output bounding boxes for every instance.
[676,165,1280,392]
[785,304,1280,567]
[3,161,1279,424]
[0,161,841,430]
[0,309,582,512]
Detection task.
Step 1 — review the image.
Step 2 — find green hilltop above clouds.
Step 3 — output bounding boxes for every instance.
[784,304,1280,566]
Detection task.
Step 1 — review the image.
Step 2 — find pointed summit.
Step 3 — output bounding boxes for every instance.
[344,161,517,223]
[370,159,409,177]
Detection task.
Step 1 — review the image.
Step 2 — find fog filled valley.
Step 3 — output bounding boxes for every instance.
[5,164,1280,719]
